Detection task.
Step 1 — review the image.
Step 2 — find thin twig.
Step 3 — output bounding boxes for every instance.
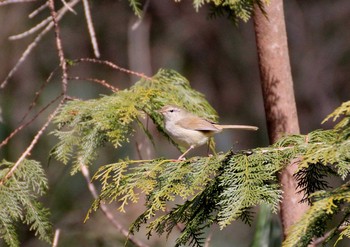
[0,101,63,185]
[131,0,150,30]
[48,0,68,95]
[74,58,153,80]
[80,164,150,247]
[10,0,79,40]
[0,93,63,149]
[1,22,52,88]
[68,76,118,92]
[1,0,81,88]
[135,141,144,160]
[19,68,58,124]
[0,0,37,6]
[60,0,77,15]
[312,223,347,245]
[52,228,61,247]
[9,15,53,40]
[29,1,49,18]
[82,0,100,57]
[204,231,213,247]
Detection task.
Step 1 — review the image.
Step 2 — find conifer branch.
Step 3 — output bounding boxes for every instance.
[80,164,150,247]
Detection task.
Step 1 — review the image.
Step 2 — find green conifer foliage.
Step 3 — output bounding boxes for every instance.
[0,160,52,247]
[52,67,350,246]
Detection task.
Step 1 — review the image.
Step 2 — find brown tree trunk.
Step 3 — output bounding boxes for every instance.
[252,0,309,239]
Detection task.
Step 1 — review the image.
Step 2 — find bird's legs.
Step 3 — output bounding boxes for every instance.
[178,145,195,160]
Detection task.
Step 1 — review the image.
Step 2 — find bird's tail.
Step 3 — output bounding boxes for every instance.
[215,124,258,131]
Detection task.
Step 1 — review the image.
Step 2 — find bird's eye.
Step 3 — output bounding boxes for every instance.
[169,109,174,113]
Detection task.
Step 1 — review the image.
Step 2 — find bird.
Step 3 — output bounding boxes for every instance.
[158,105,258,159]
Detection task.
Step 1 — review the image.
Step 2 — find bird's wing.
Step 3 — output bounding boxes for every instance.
[176,117,220,132]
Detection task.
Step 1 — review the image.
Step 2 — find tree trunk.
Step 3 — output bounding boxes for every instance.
[253,0,309,239]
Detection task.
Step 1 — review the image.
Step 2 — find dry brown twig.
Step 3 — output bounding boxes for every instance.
[0,93,63,149]
[0,101,63,185]
[74,58,153,80]
[28,1,49,18]
[48,0,68,94]
[82,0,100,57]
[52,228,61,247]
[0,0,37,6]
[1,0,81,89]
[68,76,119,92]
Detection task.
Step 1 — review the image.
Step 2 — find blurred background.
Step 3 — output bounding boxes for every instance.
[0,0,349,246]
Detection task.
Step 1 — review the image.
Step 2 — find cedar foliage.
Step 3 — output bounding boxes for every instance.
[51,66,350,246]
[0,160,52,247]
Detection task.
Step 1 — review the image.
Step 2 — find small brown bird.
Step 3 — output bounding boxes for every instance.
[158,105,258,159]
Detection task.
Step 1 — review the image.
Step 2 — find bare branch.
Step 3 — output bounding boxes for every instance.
[0,0,37,6]
[1,0,81,88]
[74,58,153,80]
[29,1,49,18]
[204,231,213,247]
[82,0,100,57]
[68,76,118,92]
[312,223,348,245]
[20,68,58,124]
[80,164,150,247]
[1,22,52,88]
[0,100,63,185]
[52,228,61,247]
[48,0,68,94]
[9,15,52,40]
[61,0,77,15]
[0,93,63,149]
